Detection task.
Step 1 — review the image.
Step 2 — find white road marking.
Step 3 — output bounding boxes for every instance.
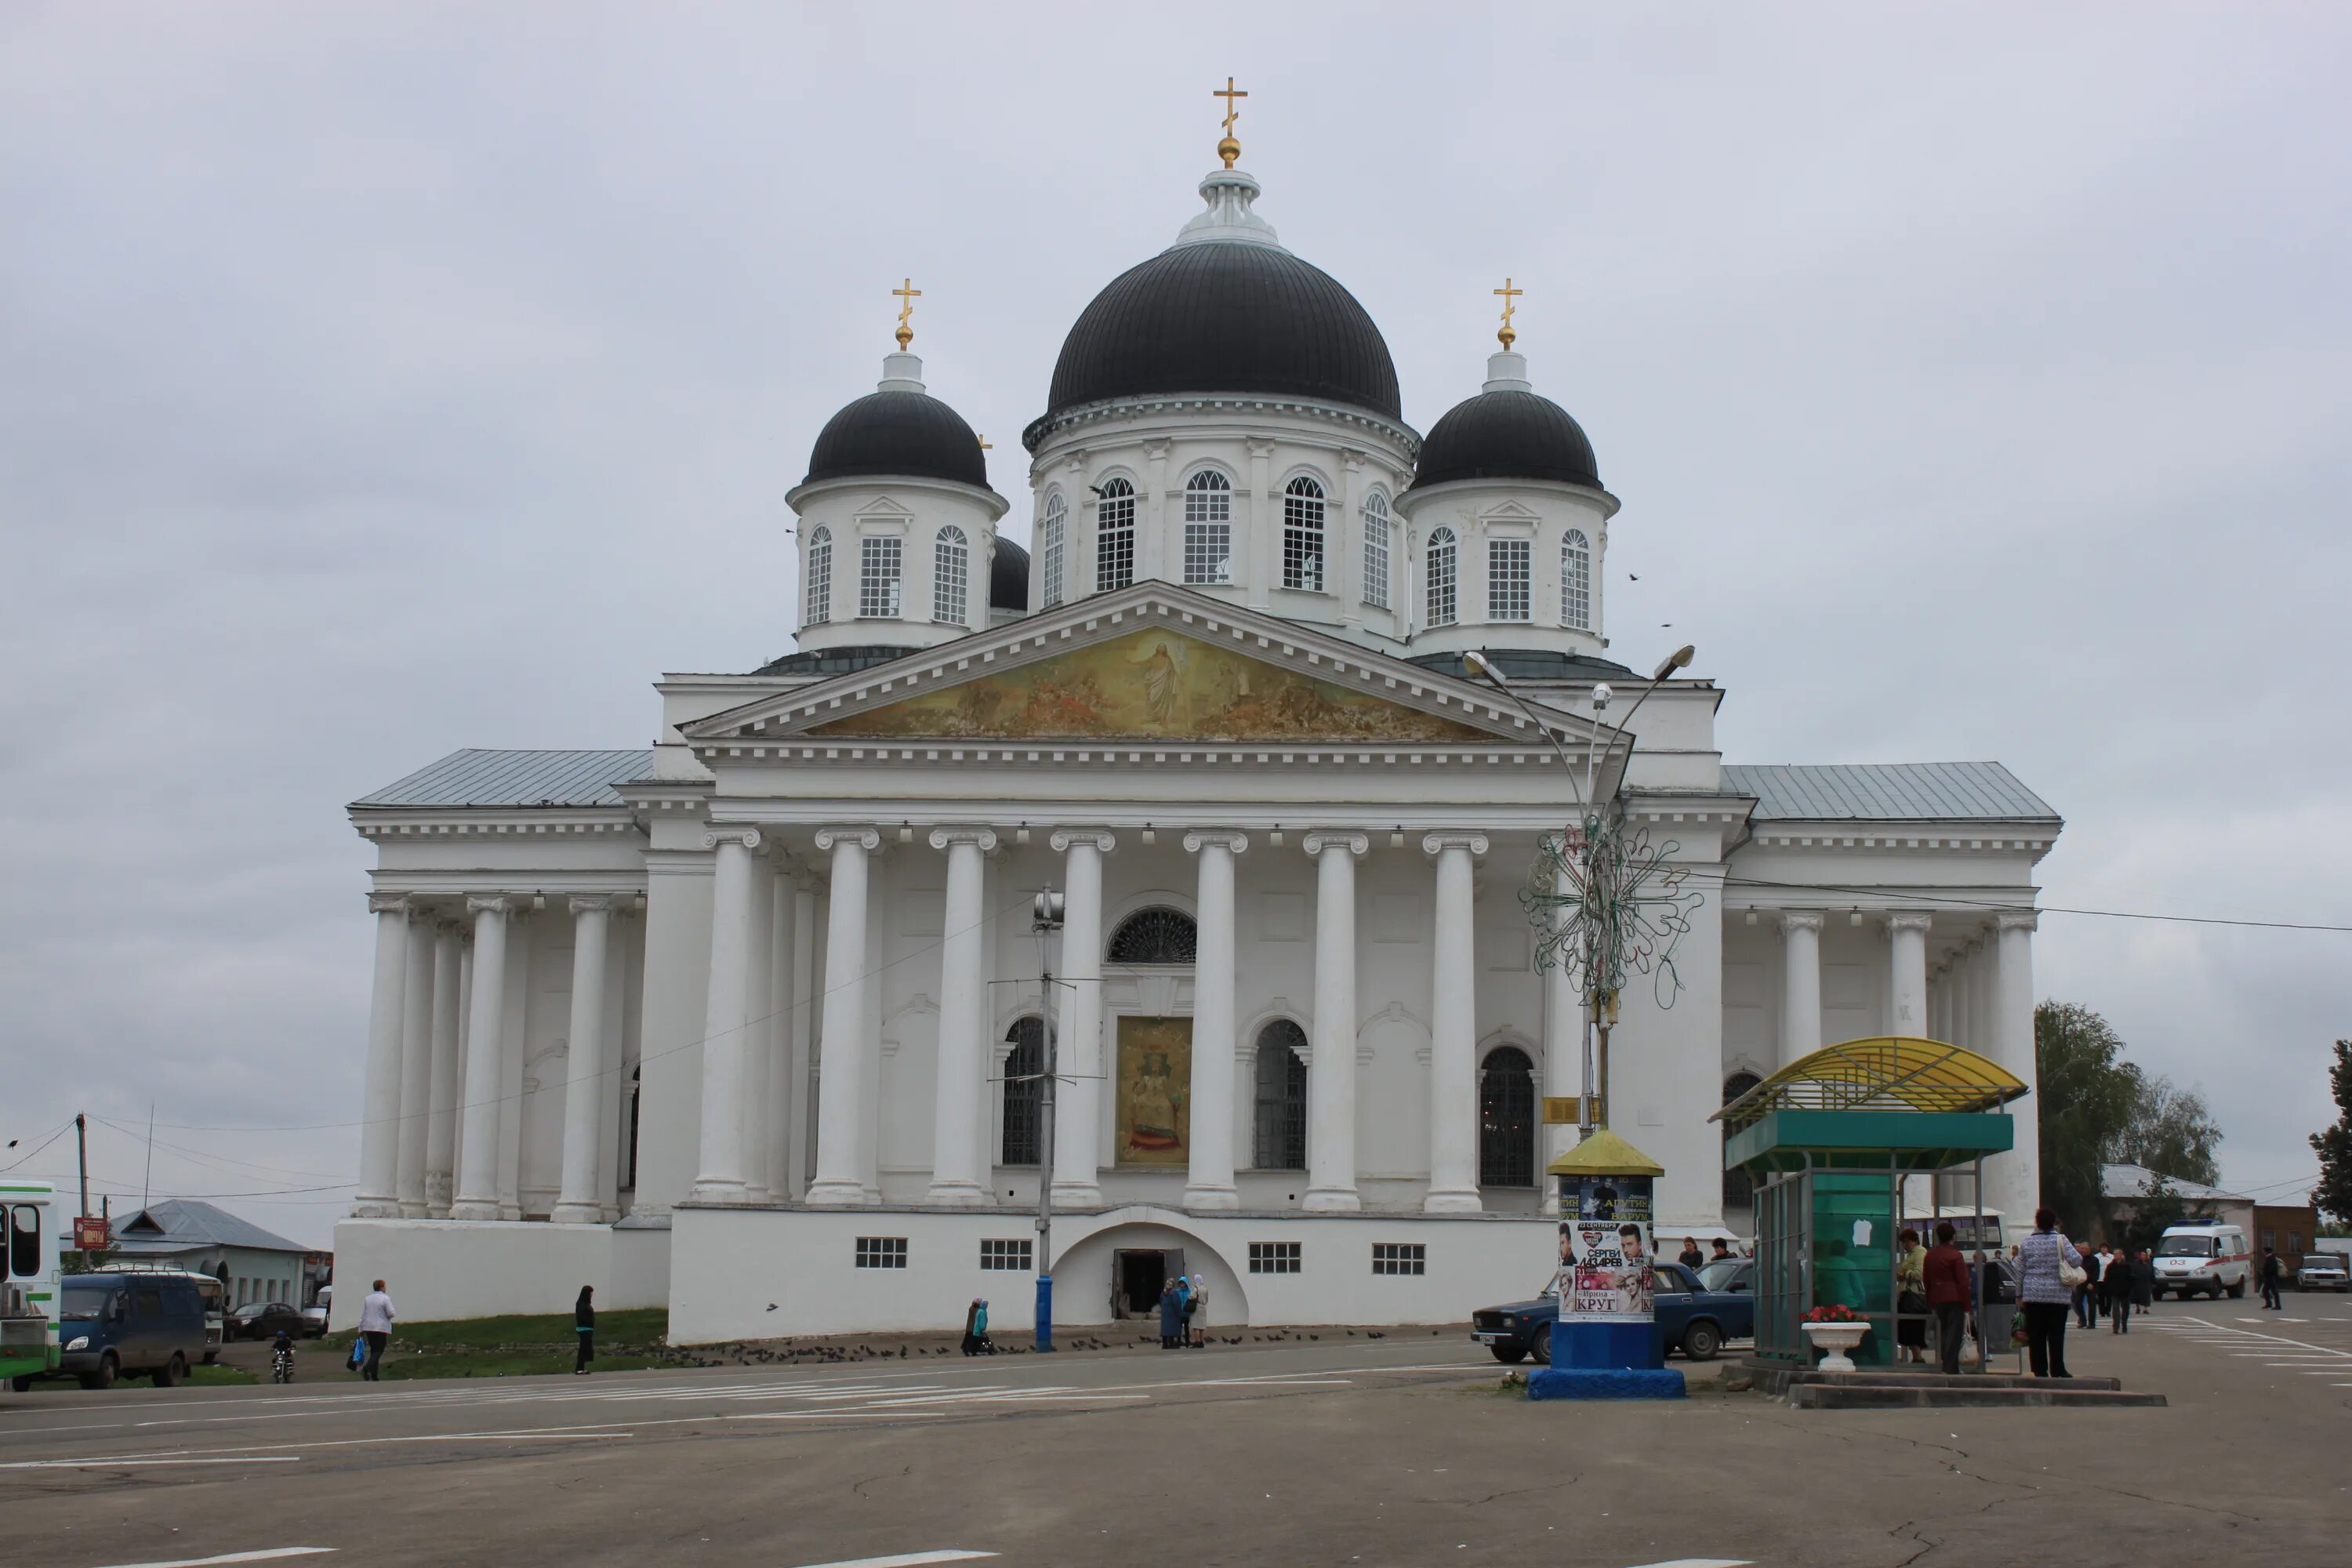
[739,1411,948,1420]
[83,1552,334,1568]
[786,1552,997,1567]
[1620,1559,1753,1567]
[0,1456,302,1470]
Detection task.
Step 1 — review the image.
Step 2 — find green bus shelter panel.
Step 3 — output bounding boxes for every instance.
[1726,1109,2013,1174]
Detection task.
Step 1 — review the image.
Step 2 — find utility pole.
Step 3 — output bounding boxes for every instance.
[75,1112,90,1219]
[1030,887,1065,1354]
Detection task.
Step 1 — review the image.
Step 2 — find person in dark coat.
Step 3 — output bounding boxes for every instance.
[2075,1245,2103,1328]
[2107,1248,2134,1332]
[1924,1222,1973,1375]
[1157,1279,1182,1349]
[573,1286,595,1374]
[961,1298,990,1355]
[2259,1248,2285,1310]
[2130,1250,2156,1314]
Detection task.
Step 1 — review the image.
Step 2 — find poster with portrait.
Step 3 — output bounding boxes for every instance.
[1115,1015,1192,1167]
[1559,1174,1656,1322]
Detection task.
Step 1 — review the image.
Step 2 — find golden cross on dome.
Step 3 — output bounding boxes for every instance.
[1493,277,1524,350]
[891,277,922,350]
[977,435,993,450]
[1213,76,1247,169]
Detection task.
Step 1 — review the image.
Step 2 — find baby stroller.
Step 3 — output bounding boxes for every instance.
[270,1332,297,1384]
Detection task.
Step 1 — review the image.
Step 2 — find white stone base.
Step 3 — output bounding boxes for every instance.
[329,1218,670,1332]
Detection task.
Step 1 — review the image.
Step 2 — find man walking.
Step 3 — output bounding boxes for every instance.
[2259,1248,2285,1311]
[358,1278,397,1381]
[2075,1243,2103,1330]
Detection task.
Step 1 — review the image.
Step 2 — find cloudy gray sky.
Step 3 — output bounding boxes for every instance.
[5,4,2347,1246]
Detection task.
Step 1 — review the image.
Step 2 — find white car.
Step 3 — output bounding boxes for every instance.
[2151,1224,2251,1300]
[2297,1256,2350,1292]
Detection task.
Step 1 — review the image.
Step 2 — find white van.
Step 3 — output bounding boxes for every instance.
[2151,1223,2250,1301]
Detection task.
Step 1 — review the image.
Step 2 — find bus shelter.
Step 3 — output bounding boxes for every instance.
[1712,1037,2029,1370]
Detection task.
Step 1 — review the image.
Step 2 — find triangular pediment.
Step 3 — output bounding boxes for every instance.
[684,583,1603,752]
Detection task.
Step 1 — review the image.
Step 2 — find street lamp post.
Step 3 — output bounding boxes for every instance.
[1029,887,1065,1353]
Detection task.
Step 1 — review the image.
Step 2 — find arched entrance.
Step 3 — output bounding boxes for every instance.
[1053,1217,1252,1327]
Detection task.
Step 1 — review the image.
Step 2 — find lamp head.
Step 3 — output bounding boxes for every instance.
[1651,644,1697,682]
[1464,648,1504,684]
[1591,681,1613,711]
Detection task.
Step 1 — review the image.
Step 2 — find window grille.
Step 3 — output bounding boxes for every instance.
[980,1238,1033,1271]
[804,526,832,624]
[1000,1016,1047,1166]
[1372,1243,1426,1276]
[1426,526,1458,627]
[1095,477,1135,590]
[933,524,969,626]
[1282,476,1326,592]
[1489,538,1531,622]
[858,535,902,619]
[1479,1046,1535,1187]
[1040,492,1065,607]
[1105,906,1197,965]
[854,1236,908,1269]
[1362,488,1391,608]
[1183,470,1233,584]
[1253,1020,1308,1171]
[1249,1241,1301,1275]
[1563,528,1592,630]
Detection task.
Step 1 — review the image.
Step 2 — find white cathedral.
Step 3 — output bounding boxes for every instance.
[335,124,2060,1341]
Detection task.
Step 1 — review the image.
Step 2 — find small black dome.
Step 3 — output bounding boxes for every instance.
[1411,389,1601,492]
[805,390,991,489]
[989,537,1029,612]
[1034,242,1400,440]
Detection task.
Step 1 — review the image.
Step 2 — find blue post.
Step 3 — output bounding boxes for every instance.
[1034,1273,1054,1352]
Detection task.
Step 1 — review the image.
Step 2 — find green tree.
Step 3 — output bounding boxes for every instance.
[2113,1066,2223,1187]
[2312,1040,2352,1224]
[2034,1001,2138,1234]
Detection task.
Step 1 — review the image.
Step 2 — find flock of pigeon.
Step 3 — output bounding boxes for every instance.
[654,1324,1443,1369]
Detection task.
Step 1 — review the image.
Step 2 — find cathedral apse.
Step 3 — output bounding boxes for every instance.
[808,629,1489,742]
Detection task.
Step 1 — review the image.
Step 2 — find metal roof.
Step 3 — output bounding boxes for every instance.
[114,1200,309,1255]
[2100,1162,2250,1205]
[1722,762,2059,823]
[352,748,652,810]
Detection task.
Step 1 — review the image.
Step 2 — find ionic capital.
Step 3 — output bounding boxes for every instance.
[1048,826,1116,855]
[465,893,519,917]
[1995,911,2039,934]
[1421,831,1489,858]
[813,825,881,853]
[568,893,623,916]
[1777,910,1825,935]
[1300,829,1370,858]
[702,827,763,851]
[930,825,1002,853]
[1884,913,1935,935]
[367,892,411,917]
[1181,829,1250,855]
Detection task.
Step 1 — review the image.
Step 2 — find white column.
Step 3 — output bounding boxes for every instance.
[766,876,798,1202]
[353,894,411,1218]
[449,895,514,1221]
[807,826,880,1206]
[1051,828,1114,1208]
[394,910,435,1217]
[1183,830,1247,1210]
[1422,833,1486,1213]
[1777,912,1824,1065]
[927,826,999,1205]
[1886,913,1931,1038]
[740,851,776,1201]
[553,895,616,1223]
[691,829,760,1205]
[1541,865,1578,1215]
[596,909,630,1221]
[424,920,463,1217]
[1990,913,2041,1228]
[1301,832,1367,1211]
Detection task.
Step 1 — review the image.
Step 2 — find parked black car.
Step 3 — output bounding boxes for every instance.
[225,1301,320,1340]
[1471,1260,1756,1365]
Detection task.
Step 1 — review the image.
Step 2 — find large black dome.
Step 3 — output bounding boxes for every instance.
[804,390,991,489]
[1411,389,1601,492]
[1036,242,1401,436]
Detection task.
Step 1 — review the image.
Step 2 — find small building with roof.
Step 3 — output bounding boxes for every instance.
[2101,1162,2256,1243]
[104,1201,325,1310]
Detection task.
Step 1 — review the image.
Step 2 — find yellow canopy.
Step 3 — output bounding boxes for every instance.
[1711,1036,2027,1133]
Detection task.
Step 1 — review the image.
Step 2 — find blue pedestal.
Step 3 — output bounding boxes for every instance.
[1526,1318,1686,1401]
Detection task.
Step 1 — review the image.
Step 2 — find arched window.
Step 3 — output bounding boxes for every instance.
[1183,470,1232,584]
[1094,476,1136,591]
[1478,1045,1536,1188]
[1039,492,1065,607]
[804,526,833,625]
[1001,1016,1051,1167]
[1563,528,1592,630]
[858,534,902,619]
[1722,1071,1763,1210]
[934,524,969,626]
[1489,537,1531,622]
[1282,476,1326,592]
[1105,906,1197,965]
[1361,488,1392,608]
[1253,1019,1308,1170]
[1425,525,1458,627]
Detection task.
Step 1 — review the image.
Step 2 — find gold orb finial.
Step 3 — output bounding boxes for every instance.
[1213,76,1247,169]
[1493,277,1524,350]
[891,276,921,350]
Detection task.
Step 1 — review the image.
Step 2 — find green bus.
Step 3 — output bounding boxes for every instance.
[2,1182,61,1391]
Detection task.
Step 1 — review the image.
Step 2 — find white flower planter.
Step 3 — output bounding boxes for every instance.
[1802,1320,1870,1373]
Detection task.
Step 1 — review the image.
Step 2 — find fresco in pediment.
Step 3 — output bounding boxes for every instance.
[808,629,1490,742]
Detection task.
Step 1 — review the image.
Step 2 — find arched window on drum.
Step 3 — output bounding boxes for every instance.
[1252,1019,1308,1171]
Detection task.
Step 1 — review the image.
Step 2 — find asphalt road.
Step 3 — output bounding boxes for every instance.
[3,1296,2349,1567]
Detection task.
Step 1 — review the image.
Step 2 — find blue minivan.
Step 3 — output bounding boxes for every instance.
[54,1272,209,1389]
